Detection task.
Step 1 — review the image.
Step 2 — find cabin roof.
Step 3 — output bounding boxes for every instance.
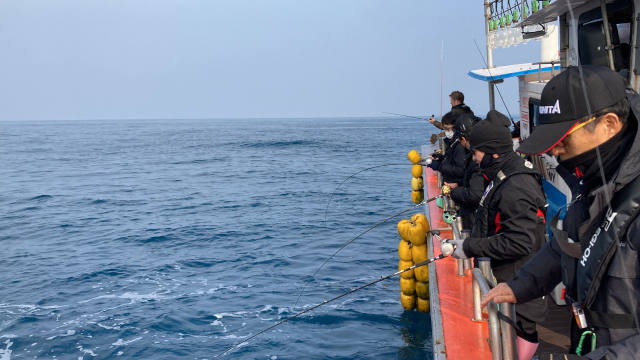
[468,62,562,82]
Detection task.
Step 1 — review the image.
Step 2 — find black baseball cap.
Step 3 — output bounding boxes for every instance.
[517,65,627,155]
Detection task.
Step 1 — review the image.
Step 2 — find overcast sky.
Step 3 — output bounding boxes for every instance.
[0,1,541,121]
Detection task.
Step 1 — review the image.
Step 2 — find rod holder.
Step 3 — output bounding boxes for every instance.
[461,230,472,271]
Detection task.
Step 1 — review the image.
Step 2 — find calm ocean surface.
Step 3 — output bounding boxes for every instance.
[0,118,439,359]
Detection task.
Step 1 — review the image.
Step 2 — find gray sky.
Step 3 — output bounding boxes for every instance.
[0,0,541,120]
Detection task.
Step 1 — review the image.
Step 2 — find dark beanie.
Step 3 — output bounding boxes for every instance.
[454,114,481,137]
[469,110,513,154]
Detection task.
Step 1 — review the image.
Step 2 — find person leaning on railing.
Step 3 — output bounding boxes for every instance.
[482,65,640,360]
[444,114,485,230]
[440,109,549,337]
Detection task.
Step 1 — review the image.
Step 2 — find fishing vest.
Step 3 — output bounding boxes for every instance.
[471,159,545,239]
[554,173,640,329]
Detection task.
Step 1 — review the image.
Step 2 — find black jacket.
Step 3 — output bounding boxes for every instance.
[507,92,640,359]
[465,151,548,321]
[449,153,485,229]
[451,103,473,115]
[438,138,466,184]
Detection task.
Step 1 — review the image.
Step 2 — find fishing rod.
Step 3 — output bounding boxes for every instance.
[324,162,431,229]
[213,252,448,359]
[380,112,435,122]
[299,195,440,309]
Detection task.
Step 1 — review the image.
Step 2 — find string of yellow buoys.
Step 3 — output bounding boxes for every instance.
[408,150,424,203]
[397,213,430,313]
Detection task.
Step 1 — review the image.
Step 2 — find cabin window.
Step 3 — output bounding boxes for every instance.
[529,98,541,134]
[577,0,633,78]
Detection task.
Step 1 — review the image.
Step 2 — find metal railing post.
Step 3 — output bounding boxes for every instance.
[499,302,519,360]
[472,274,483,321]
[461,230,472,271]
[473,268,502,360]
[453,218,465,276]
[478,257,494,286]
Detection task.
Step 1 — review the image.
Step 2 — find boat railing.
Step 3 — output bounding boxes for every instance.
[532,60,560,83]
[472,260,519,360]
[452,217,471,276]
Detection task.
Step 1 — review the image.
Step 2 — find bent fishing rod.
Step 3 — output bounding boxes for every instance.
[213,252,447,359]
[380,112,435,122]
[299,195,440,310]
[324,161,431,229]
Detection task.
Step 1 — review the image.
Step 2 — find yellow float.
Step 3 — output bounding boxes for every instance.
[411,213,430,233]
[407,150,422,164]
[400,293,417,311]
[398,240,412,261]
[411,244,428,262]
[411,164,423,178]
[415,266,429,283]
[416,297,430,313]
[400,277,417,296]
[397,219,412,240]
[411,176,424,191]
[415,281,429,300]
[406,222,426,246]
[412,189,424,204]
[398,260,415,279]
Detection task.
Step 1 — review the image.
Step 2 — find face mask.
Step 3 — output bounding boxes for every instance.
[480,153,496,169]
[445,130,454,139]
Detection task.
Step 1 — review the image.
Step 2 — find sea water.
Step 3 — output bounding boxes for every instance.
[0,118,439,359]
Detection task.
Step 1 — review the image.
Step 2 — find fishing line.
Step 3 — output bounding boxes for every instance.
[299,196,440,310]
[213,253,447,359]
[324,163,428,229]
[459,14,516,126]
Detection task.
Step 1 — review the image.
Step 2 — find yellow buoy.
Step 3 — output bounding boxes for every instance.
[397,219,412,240]
[412,244,428,262]
[399,259,415,279]
[407,222,426,245]
[400,293,417,311]
[411,213,430,233]
[411,164,423,178]
[416,297,430,313]
[400,277,417,296]
[416,281,429,300]
[415,265,429,283]
[411,176,424,191]
[412,189,424,204]
[398,240,412,261]
[408,150,422,164]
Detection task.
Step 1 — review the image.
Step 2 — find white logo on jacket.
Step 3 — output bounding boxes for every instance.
[580,207,618,267]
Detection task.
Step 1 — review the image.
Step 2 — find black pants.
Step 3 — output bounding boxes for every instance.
[516,313,538,340]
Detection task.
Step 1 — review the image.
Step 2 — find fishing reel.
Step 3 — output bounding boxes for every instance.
[441,185,451,196]
[433,149,442,155]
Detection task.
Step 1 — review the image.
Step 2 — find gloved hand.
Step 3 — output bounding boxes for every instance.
[536,354,588,360]
[427,160,440,171]
[432,154,444,162]
[440,239,468,259]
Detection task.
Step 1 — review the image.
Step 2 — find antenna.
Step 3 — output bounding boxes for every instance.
[440,40,444,120]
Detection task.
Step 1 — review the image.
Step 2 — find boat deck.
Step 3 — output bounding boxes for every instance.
[426,165,572,359]
[538,297,572,353]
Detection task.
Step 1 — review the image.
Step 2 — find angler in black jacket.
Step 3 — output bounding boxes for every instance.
[427,112,466,184]
[441,109,548,334]
[483,66,640,359]
[446,114,485,230]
